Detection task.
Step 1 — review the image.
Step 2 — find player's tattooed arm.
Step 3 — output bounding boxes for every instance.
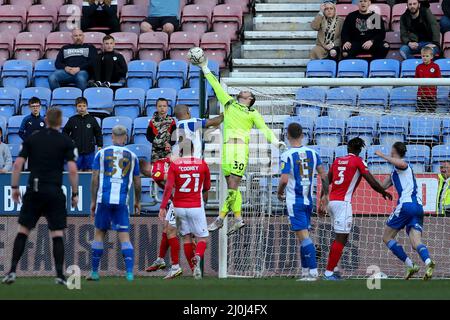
[133,175,142,215]
[375,150,408,170]
[317,165,329,216]
[90,170,100,217]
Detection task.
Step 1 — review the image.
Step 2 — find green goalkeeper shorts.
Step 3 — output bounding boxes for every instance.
[222,143,249,177]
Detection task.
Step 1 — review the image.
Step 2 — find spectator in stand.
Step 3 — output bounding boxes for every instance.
[63,97,103,171]
[440,0,450,34]
[415,46,441,113]
[0,127,12,173]
[48,29,98,91]
[140,0,180,35]
[81,0,120,34]
[310,1,344,60]
[400,0,440,60]
[89,35,128,88]
[19,97,45,142]
[341,0,389,60]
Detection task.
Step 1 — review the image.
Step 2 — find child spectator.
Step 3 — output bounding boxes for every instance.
[19,97,45,141]
[0,127,12,173]
[415,46,441,113]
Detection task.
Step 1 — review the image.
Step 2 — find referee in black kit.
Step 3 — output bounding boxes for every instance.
[2,108,79,286]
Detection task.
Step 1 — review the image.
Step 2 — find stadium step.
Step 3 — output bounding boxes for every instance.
[241,44,314,59]
[244,31,317,45]
[253,17,314,31]
[232,58,308,72]
[255,3,320,17]
[229,71,305,78]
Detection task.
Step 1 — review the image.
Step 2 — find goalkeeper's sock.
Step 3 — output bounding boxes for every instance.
[386,240,409,263]
[91,241,104,273]
[159,232,169,259]
[52,237,65,279]
[183,243,195,270]
[301,238,317,272]
[168,237,180,265]
[326,240,345,274]
[220,189,238,219]
[9,233,28,273]
[195,241,207,259]
[232,190,243,219]
[121,242,134,274]
[416,244,431,265]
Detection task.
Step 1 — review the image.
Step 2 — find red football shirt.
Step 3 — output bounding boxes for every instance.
[415,62,441,99]
[329,153,369,202]
[160,157,211,208]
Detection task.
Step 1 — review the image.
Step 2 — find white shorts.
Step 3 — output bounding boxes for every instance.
[165,203,177,228]
[328,200,353,234]
[174,207,209,238]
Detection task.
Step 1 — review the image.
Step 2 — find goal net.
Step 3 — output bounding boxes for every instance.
[219,80,450,279]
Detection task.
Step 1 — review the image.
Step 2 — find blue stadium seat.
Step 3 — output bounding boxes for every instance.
[0,87,20,118]
[20,87,51,115]
[84,88,114,115]
[346,115,379,146]
[369,59,400,78]
[126,144,152,162]
[8,144,21,162]
[126,60,157,90]
[400,59,421,78]
[308,145,334,169]
[389,86,417,112]
[404,144,430,173]
[306,59,336,78]
[140,177,160,212]
[283,116,314,145]
[379,115,409,146]
[442,118,450,144]
[407,117,441,143]
[176,87,201,117]
[132,117,152,145]
[435,59,450,77]
[102,116,133,146]
[295,87,326,118]
[7,115,26,144]
[145,88,177,116]
[436,86,449,113]
[33,59,55,88]
[1,60,33,90]
[51,87,82,118]
[188,60,219,96]
[62,116,68,129]
[367,145,392,174]
[325,87,358,119]
[0,116,6,142]
[157,60,188,91]
[432,145,450,172]
[114,87,146,120]
[334,145,367,160]
[314,116,346,147]
[337,59,368,78]
[358,87,389,111]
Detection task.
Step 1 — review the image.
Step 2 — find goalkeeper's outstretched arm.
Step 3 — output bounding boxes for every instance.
[199,60,234,108]
[253,111,286,150]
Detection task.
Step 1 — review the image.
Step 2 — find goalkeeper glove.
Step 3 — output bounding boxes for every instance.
[199,58,211,75]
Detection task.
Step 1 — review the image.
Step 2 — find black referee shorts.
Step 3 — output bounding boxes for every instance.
[18,187,67,231]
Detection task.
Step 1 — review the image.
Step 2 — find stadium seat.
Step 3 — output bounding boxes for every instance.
[138,32,168,63]
[114,87,146,119]
[8,143,21,162]
[20,87,51,115]
[140,177,160,212]
[367,145,392,174]
[337,59,368,78]
[27,4,58,36]
[432,145,450,171]
[119,4,147,35]
[169,32,201,61]
[33,59,55,88]
[0,116,7,142]
[358,87,389,111]
[145,88,177,116]
[177,88,201,118]
[325,87,358,119]
[369,3,390,29]
[407,117,441,144]
[308,145,334,169]
[334,145,367,160]
[283,115,314,145]
[83,88,114,115]
[126,60,157,90]
[0,33,14,67]
[157,60,188,91]
[57,4,82,32]
[126,144,152,162]
[430,3,444,21]
[336,4,358,18]
[7,115,25,144]
[391,3,407,31]
[435,59,450,77]
[102,116,133,145]
[385,32,402,61]
[212,4,243,42]
[389,86,418,113]
[188,60,220,95]
[132,116,152,145]
[443,31,450,58]
[400,59,421,78]
[45,32,72,60]
[295,87,326,118]
[306,59,336,78]
[314,116,346,148]
[379,115,409,146]
[0,5,27,36]
[110,32,138,63]
[0,87,20,118]
[346,115,379,146]
[14,32,45,63]
[40,0,65,8]
[201,32,230,68]
[369,59,400,78]
[404,144,431,173]
[51,87,82,109]
[84,31,106,53]
[1,59,33,90]
[181,4,212,34]
[61,116,68,129]
[437,86,450,114]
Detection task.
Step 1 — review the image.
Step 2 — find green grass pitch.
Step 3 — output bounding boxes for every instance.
[0,277,449,300]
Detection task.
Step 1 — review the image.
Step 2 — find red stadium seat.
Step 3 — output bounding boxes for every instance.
[212,4,243,42]
[224,0,250,14]
[194,0,219,11]
[0,33,14,67]
[14,32,45,63]
[0,5,27,37]
[131,0,150,12]
[391,3,407,31]
[27,4,58,36]
[369,3,390,29]
[201,32,230,68]
[385,31,403,61]
[430,3,444,21]
[58,4,82,32]
[335,4,358,18]
[169,31,201,61]
[110,32,138,63]
[84,32,107,53]
[10,0,34,10]
[181,4,212,35]
[443,32,450,58]
[45,31,72,60]
[138,31,168,63]
[40,0,65,8]
[120,5,147,35]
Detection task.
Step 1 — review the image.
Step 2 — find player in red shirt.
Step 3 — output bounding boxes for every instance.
[322,138,392,280]
[159,138,211,280]
[415,46,442,113]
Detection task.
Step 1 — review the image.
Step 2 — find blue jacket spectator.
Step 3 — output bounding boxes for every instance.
[19,97,45,141]
[140,0,180,35]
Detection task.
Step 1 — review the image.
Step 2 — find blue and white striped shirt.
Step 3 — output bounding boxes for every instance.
[391,164,422,208]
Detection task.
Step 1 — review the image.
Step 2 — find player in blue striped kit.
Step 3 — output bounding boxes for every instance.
[87,125,142,281]
[376,142,435,280]
[277,123,329,281]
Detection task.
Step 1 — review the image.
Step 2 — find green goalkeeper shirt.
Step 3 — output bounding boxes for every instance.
[205,72,280,145]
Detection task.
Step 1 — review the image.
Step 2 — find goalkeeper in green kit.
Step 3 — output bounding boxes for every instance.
[196,58,287,235]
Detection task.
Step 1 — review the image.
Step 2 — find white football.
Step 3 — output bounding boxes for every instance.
[188,47,206,65]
